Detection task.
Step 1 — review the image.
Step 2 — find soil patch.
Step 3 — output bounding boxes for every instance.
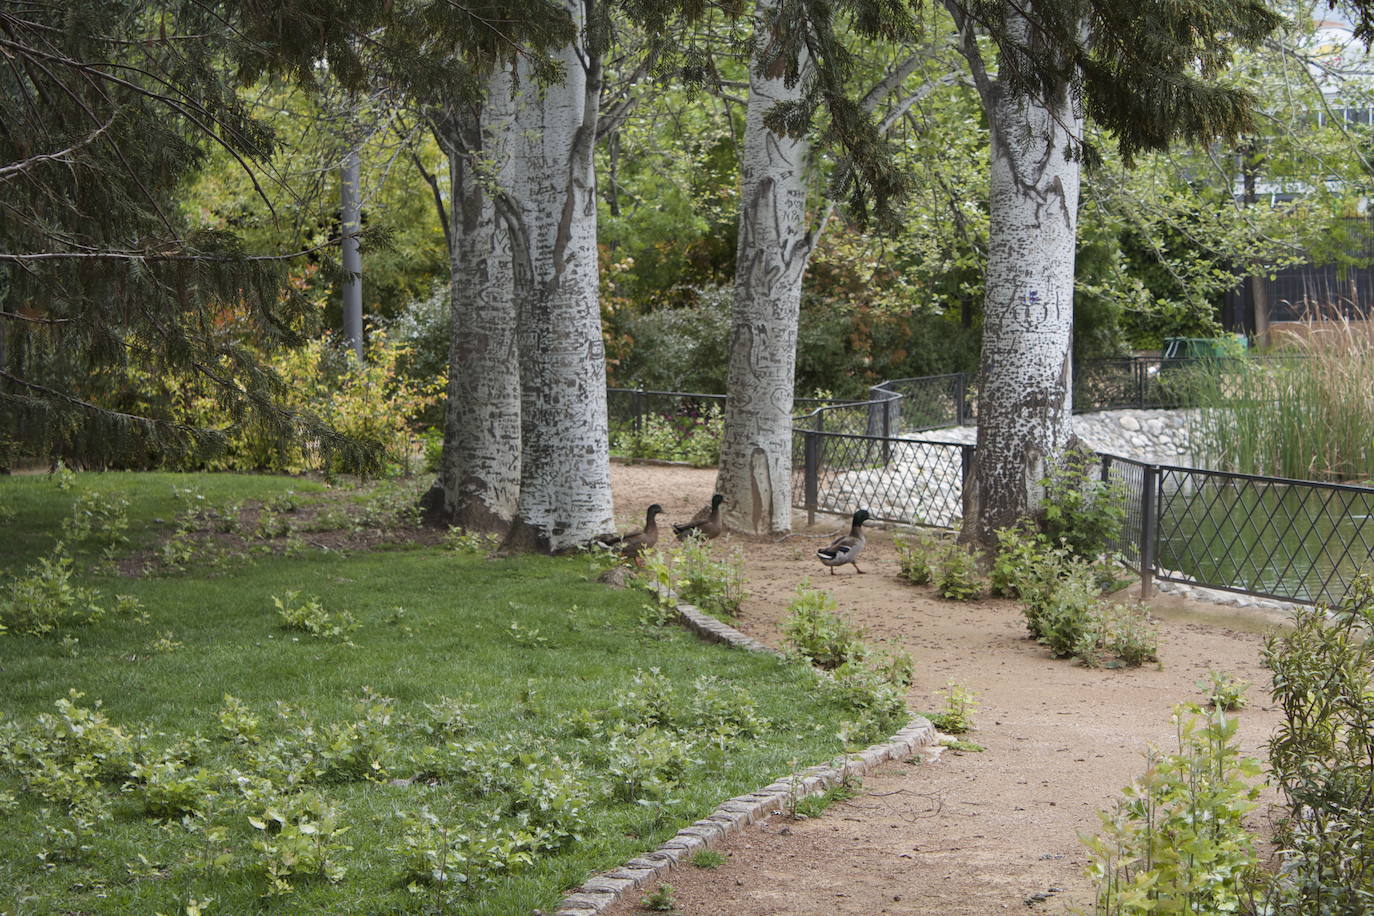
[602,461,1285,915]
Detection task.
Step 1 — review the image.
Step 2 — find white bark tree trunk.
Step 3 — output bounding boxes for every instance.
[960,12,1082,545]
[715,0,814,536]
[428,69,523,533]
[504,0,615,553]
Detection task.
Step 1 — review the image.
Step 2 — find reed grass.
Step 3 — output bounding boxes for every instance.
[1183,316,1374,483]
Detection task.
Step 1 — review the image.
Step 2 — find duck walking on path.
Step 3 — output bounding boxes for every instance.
[673,493,725,541]
[817,509,870,575]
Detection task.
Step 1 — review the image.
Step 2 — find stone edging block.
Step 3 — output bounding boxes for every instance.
[549,583,937,916]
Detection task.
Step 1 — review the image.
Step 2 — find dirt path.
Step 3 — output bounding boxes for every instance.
[602,462,1287,916]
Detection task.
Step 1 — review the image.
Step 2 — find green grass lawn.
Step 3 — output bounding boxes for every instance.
[0,472,889,915]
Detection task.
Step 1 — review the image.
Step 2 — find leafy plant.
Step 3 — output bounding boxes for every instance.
[934,542,982,600]
[927,681,978,734]
[61,490,131,553]
[443,527,501,554]
[1083,706,1261,915]
[1040,447,1126,561]
[1261,575,1374,912]
[249,792,352,895]
[1196,671,1249,711]
[272,591,358,641]
[1,549,110,636]
[893,532,939,585]
[640,883,678,911]
[781,581,866,669]
[641,539,746,620]
[990,522,1051,598]
[690,848,726,869]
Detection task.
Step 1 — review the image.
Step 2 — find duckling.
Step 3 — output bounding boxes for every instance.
[608,503,662,565]
[673,493,725,541]
[817,509,870,575]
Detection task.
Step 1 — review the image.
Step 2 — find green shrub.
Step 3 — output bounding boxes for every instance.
[273,591,358,641]
[1261,575,1374,912]
[782,582,866,669]
[61,490,130,552]
[934,542,982,600]
[1197,670,1249,712]
[989,522,1053,598]
[669,538,745,619]
[1040,447,1126,561]
[1076,602,1159,669]
[149,331,440,476]
[1,549,112,636]
[1083,706,1261,915]
[893,532,940,585]
[1034,569,1103,659]
[824,661,907,738]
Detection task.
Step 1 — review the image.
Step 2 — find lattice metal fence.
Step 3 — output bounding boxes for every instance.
[792,430,968,529]
[794,431,1374,606]
[1152,465,1374,605]
[612,377,1374,607]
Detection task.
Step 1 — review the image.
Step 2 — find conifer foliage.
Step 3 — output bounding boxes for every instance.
[0,0,569,470]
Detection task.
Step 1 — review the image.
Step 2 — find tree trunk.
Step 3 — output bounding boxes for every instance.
[426,69,523,533]
[503,1,615,553]
[715,0,814,536]
[961,29,1082,546]
[340,144,364,361]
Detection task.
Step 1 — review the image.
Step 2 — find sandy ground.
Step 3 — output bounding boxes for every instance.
[598,461,1287,916]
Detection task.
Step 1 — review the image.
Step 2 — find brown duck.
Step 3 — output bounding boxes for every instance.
[673,493,725,541]
[600,503,663,564]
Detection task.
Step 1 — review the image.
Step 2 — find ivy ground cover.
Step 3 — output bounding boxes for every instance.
[0,473,880,914]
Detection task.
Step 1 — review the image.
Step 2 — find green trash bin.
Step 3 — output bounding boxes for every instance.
[1161,335,1247,366]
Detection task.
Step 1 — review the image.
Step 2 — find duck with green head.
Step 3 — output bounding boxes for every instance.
[817,509,870,574]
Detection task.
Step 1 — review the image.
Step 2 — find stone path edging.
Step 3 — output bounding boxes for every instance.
[550,585,937,916]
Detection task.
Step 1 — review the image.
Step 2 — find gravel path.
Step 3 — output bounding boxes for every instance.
[599,462,1286,916]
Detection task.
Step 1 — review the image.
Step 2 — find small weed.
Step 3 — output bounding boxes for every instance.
[940,737,985,753]
[640,883,678,911]
[507,620,549,648]
[443,527,501,554]
[1197,670,1249,711]
[148,631,184,653]
[893,532,940,585]
[927,681,978,734]
[793,781,860,819]
[690,849,726,869]
[272,591,358,641]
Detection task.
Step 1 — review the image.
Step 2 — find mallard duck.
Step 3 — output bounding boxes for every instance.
[673,493,725,541]
[817,509,870,574]
[603,503,662,565]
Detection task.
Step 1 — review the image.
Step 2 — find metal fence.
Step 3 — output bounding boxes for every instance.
[793,426,1374,607]
[609,362,1374,606]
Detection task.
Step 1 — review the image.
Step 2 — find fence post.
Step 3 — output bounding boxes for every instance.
[955,373,967,426]
[1137,360,1146,409]
[632,388,645,436]
[1100,454,1112,484]
[804,430,820,526]
[881,398,892,466]
[1140,464,1160,599]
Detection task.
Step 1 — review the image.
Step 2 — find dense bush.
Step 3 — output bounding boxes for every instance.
[781,582,866,670]
[154,331,440,475]
[1040,447,1126,562]
[1084,706,1262,915]
[1262,575,1374,911]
